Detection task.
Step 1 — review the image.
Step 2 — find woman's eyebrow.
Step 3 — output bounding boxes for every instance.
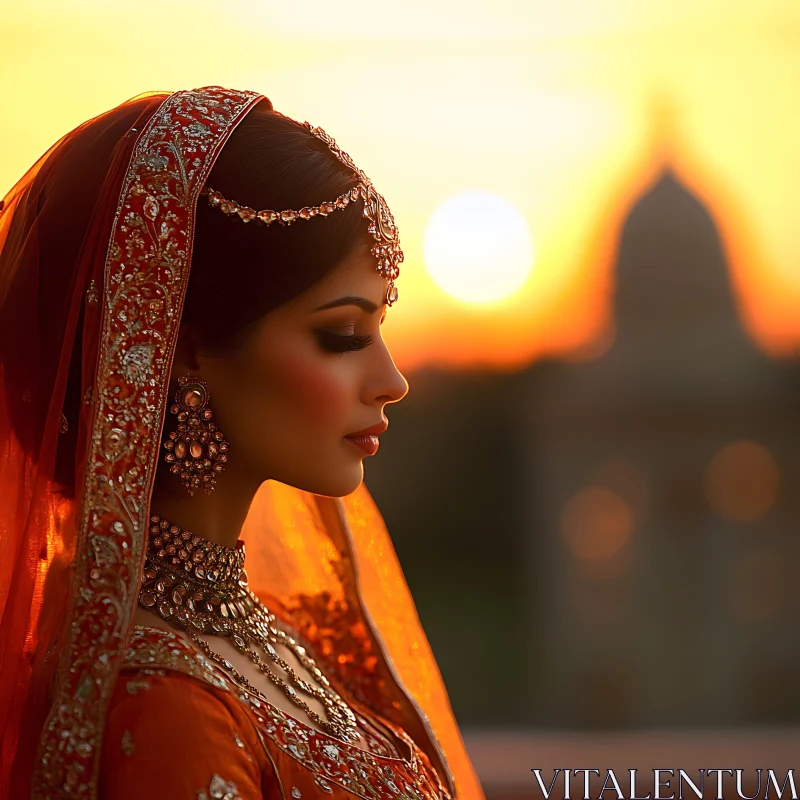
[312,296,385,314]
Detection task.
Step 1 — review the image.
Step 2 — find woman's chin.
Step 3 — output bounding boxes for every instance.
[326,465,364,498]
[276,459,363,499]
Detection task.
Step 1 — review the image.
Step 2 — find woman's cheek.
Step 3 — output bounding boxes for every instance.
[277,353,350,430]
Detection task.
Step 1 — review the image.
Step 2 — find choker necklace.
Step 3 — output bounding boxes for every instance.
[138,514,360,743]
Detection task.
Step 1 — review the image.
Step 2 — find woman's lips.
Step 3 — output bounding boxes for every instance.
[344,434,380,456]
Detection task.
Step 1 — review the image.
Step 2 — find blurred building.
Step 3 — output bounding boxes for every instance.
[515,163,800,728]
[366,161,800,735]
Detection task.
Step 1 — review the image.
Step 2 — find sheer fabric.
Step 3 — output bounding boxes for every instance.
[0,86,484,800]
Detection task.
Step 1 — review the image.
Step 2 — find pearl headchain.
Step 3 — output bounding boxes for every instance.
[199,121,402,307]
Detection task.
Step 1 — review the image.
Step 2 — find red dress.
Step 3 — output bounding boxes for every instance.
[0,85,485,800]
[99,626,450,800]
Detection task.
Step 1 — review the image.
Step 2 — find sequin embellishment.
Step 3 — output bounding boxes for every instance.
[123,626,447,800]
[85,279,99,306]
[197,773,241,800]
[120,730,135,757]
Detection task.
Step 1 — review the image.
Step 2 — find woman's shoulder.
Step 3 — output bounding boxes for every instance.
[102,627,277,799]
[112,624,449,800]
[121,622,232,688]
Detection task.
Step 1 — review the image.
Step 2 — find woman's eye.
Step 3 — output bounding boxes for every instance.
[315,330,374,353]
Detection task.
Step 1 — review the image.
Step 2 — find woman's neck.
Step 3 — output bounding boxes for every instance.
[148,462,263,548]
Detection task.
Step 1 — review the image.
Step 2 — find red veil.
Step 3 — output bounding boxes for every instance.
[0,86,484,800]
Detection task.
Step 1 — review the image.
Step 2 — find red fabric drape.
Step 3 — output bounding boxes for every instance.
[0,90,170,797]
[0,87,485,800]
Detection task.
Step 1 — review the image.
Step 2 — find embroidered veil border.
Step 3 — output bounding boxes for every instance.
[0,86,483,800]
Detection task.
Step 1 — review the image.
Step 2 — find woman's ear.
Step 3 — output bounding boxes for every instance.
[169,323,202,379]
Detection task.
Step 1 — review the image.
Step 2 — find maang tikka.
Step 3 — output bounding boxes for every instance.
[199,120,403,307]
[162,376,230,496]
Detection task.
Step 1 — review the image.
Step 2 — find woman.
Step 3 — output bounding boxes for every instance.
[0,86,485,800]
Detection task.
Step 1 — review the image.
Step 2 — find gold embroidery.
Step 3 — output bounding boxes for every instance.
[120,730,134,756]
[126,626,445,800]
[232,730,253,762]
[125,679,150,695]
[85,279,99,306]
[197,773,241,800]
[124,626,230,691]
[31,87,263,800]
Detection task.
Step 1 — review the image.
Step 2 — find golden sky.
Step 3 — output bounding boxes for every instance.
[1,0,798,372]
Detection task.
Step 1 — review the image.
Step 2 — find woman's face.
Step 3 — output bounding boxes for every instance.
[174,246,409,498]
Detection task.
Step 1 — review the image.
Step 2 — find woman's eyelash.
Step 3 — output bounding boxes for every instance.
[315,330,374,353]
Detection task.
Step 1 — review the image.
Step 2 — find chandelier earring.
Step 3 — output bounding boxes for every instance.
[162,375,230,496]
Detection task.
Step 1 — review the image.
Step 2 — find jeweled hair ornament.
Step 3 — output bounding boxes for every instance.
[199,120,403,307]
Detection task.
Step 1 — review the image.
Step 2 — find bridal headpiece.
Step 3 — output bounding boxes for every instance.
[200,120,403,306]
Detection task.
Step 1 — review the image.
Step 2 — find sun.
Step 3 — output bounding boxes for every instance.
[423,191,535,304]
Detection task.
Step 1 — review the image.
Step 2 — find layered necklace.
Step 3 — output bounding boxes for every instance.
[138,513,360,743]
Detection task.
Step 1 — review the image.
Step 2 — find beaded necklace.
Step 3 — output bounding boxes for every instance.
[138,514,360,743]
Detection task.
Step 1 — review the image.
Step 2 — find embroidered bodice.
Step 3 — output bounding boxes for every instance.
[101,624,449,800]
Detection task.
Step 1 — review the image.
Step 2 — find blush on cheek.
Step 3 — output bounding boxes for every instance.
[278,355,349,431]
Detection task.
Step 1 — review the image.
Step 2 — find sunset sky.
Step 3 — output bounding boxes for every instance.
[1,0,797,372]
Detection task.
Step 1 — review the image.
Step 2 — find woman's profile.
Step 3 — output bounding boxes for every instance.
[0,86,485,799]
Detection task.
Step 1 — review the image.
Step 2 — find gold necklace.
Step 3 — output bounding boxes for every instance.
[138,513,360,743]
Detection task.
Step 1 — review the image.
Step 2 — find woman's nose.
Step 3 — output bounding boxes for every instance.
[375,351,409,405]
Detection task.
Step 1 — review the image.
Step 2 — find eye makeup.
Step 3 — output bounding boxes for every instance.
[315,330,374,353]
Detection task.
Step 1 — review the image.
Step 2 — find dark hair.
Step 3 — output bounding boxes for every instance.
[184,97,373,354]
[50,96,374,493]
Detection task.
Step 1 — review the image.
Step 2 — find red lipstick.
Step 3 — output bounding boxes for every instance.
[344,420,387,456]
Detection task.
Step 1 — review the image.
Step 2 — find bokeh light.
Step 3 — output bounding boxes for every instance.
[704,440,780,523]
[588,457,649,519]
[561,486,635,563]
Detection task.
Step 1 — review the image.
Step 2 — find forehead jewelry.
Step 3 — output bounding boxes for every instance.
[199,121,403,307]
